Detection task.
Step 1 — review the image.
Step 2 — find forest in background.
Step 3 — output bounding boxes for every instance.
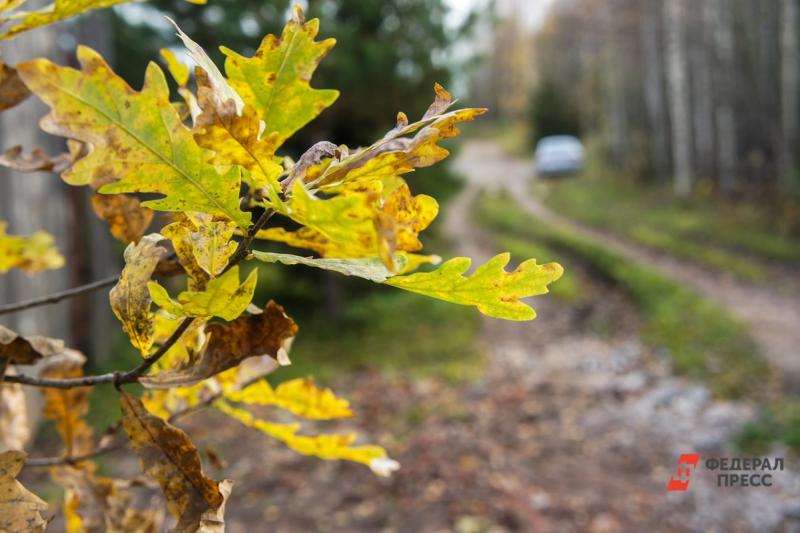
[476,0,800,215]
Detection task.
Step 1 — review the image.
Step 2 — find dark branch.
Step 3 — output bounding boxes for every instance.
[0,275,118,317]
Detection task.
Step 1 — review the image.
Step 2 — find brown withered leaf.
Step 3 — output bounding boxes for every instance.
[52,466,161,533]
[0,377,30,451]
[0,450,48,532]
[0,324,64,378]
[422,82,452,119]
[140,300,297,389]
[0,61,30,112]
[110,234,168,355]
[90,193,154,244]
[120,391,226,532]
[40,349,93,456]
[0,145,74,173]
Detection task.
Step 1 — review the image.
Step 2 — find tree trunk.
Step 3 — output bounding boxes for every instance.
[780,0,799,191]
[664,0,693,196]
[640,0,671,180]
[711,0,738,194]
[691,2,716,181]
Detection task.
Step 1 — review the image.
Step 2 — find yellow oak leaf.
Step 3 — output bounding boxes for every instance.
[0,221,64,274]
[148,265,257,320]
[120,391,227,533]
[90,193,154,244]
[225,377,353,420]
[159,48,189,87]
[39,349,93,457]
[194,69,283,192]
[216,401,395,475]
[260,180,436,269]
[385,253,564,321]
[17,46,250,227]
[0,0,206,38]
[109,234,168,355]
[221,5,338,147]
[0,450,48,533]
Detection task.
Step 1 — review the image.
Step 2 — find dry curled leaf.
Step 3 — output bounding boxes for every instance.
[0,450,48,532]
[120,391,227,533]
[0,324,65,377]
[0,61,30,111]
[53,466,162,533]
[0,378,30,451]
[109,234,168,354]
[0,145,73,173]
[140,300,297,389]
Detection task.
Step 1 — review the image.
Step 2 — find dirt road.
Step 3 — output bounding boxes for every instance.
[452,140,800,385]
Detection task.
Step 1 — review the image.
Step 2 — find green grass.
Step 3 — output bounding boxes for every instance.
[736,400,800,455]
[535,176,800,278]
[276,290,484,386]
[477,193,771,399]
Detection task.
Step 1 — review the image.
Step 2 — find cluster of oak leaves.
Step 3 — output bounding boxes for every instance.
[0,1,563,531]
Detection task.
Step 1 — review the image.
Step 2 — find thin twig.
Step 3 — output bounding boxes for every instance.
[25,440,125,467]
[6,209,276,390]
[0,275,119,317]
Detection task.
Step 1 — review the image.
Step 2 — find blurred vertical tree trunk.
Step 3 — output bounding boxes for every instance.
[600,2,627,169]
[780,0,799,192]
[711,0,738,194]
[640,0,670,180]
[665,0,693,196]
[690,2,716,181]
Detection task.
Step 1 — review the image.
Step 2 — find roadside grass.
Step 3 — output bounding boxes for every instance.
[275,289,484,386]
[476,193,771,399]
[534,176,799,279]
[736,400,800,455]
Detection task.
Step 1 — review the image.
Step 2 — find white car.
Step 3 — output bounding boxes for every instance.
[534,135,585,176]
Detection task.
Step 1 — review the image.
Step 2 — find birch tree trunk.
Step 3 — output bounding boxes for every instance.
[780,0,799,191]
[640,0,670,180]
[711,0,738,194]
[691,1,716,181]
[665,0,693,196]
